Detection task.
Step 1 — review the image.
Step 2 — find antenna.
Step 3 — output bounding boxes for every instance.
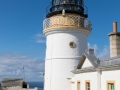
[19,63,27,81]
[23,65,25,81]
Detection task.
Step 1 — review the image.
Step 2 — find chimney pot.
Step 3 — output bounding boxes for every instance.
[113,22,117,32]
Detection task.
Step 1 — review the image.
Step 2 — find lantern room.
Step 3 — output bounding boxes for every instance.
[46,0,88,18]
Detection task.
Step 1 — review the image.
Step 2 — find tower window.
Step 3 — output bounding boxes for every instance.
[77,81,80,90]
[108,83,114,90]
[85,80,90,90]
[69,41,76,48]
[107,81,115,90]
[86,82,90,90]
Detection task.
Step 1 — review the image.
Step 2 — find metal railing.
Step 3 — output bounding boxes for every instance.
[43,15,91,30]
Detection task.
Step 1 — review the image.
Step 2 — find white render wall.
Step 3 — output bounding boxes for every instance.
[4,86,38,90]
[72,69,120,90]
[45,58,79,90]
[4,86,22,90]
[46,32,89,59]
[81,58,93,68]
[21,87,38,90]
[101,70,120,90]
[73,72,98,90]
[44,28,90,90]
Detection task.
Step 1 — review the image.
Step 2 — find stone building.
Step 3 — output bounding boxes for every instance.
[1,78,38,90]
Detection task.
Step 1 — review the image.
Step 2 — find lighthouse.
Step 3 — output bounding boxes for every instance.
[43,0,91,90]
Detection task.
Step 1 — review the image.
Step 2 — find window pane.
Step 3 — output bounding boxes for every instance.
[109,83,114,90]
[77,82,80,90]
[86,82,90,90]
[111,84,114,90]
[87,83,90,87]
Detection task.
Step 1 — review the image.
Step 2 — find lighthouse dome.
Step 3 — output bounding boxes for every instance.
[46,0,88,18]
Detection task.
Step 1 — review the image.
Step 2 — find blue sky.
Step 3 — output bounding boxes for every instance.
[0,0,120,81]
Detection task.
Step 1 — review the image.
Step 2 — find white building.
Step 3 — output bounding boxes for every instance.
[43,0,120,90]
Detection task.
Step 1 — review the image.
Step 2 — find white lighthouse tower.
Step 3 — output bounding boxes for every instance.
[43,0,91,90]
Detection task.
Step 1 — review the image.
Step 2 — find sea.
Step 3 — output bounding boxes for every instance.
[26,82,43,90]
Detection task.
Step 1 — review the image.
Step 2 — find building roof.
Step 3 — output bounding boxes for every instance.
[100,56,120,67]
[1,78,23,87]
[77,49,99,69]
[74,49,120,74]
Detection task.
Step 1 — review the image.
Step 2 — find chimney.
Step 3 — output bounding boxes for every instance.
[86,49,94,55]
[108,22,120,58]
[113,22,117,32]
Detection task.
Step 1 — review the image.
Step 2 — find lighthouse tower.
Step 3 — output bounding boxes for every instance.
[43,0,91,90]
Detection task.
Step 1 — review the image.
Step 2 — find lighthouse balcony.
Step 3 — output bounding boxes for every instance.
[43,14,91,31]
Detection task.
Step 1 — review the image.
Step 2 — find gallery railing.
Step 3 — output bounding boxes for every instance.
[43,15,91,30]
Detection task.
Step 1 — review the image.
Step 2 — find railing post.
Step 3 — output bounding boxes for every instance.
[68,15,70,26]
[58,16,60,26]
[43,20,45,29]
[49,18,51,29]
[78,17,80,27]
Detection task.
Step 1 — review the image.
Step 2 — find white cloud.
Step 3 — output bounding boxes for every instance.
[97,45,110,60]
[0,43,109,81]
[34,33,46,43]
[0,52,45,81]
[88,43,110,60]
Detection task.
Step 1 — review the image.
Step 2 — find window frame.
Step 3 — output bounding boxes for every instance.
[106,80,116,90]
[85,80,90,90]
[69,41,76,48]
[77,80,80,90]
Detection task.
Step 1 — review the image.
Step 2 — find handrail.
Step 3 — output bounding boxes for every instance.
[43,15,91,30]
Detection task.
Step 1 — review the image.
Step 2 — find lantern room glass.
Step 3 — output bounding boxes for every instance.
[50,0,84,12]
